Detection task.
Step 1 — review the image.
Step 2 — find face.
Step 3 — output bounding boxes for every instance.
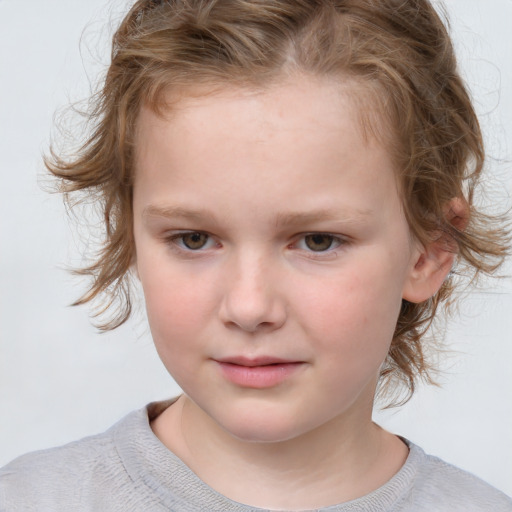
[133,77,419,443]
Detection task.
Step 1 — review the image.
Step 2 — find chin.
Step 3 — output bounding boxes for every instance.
[216,407,310,444]
[227,424,302,444]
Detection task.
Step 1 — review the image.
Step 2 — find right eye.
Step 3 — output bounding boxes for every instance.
[167,232,216,251]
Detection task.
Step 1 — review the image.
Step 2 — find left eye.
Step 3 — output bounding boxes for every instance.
[297,234,341,252]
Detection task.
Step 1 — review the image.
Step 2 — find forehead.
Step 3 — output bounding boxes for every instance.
[133,76,403,228]
[135,75,392,168]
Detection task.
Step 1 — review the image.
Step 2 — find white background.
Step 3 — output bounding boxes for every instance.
[1,0,511,497]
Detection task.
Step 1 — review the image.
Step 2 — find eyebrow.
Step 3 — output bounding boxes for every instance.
[143,205,215,222]
[143,205,373,227]
[273,209,373,227]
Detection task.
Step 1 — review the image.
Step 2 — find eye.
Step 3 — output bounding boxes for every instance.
[169,232,215,251]
[304,234,336,252]
[294,233,344,253]
[181,232,209,250]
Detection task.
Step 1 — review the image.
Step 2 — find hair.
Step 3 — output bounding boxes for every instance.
[47,0,510,405]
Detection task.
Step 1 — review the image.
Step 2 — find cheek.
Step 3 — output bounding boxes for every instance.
[296,253,406,358]
[297,270,402,403]
[140,273,213,383]
[137,255,216,349]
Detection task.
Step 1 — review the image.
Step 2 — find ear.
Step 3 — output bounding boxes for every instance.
[402,198,468,303]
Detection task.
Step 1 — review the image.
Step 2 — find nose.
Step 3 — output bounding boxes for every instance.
[218,251,287,333]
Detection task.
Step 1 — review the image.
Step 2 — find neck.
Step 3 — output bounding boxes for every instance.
[151,395,408,509]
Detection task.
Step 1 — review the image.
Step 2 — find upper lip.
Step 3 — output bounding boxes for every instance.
[215,356,301,367]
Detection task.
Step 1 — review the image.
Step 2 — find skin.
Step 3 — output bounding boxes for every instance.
[132,76,454,509]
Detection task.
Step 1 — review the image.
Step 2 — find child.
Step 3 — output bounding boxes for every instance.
[1,0,511,510]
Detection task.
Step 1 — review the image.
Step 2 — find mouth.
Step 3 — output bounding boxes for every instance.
[213,356,305,388]
[216,356,300,367]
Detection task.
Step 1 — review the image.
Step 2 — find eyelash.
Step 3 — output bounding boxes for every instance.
[294,233,345,253]
[165,231,218,252]
[164,231,348,257]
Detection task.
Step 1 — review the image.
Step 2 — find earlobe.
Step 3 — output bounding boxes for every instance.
[402,241,456,303]
[402,198,468,304]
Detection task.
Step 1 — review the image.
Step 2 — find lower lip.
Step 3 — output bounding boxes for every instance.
[217,362,304,388]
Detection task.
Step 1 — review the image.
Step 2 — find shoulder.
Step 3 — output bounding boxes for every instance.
[0,408,151,512]
[404,442,512,512]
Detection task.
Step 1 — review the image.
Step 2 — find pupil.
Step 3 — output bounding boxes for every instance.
[183,233,207,249]
[305,234,333,252]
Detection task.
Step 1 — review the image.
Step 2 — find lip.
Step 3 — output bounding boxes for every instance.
[214,356,305,388]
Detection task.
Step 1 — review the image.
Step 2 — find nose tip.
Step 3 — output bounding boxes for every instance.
[220,291,286,333]
[218,260,286,333]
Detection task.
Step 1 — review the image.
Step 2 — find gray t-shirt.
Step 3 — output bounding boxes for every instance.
[1,400,511,511]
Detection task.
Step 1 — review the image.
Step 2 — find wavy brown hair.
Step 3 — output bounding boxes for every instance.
[47,0,510,405]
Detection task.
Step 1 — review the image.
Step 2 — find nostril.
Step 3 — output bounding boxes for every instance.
[218,259,287,332]
[219,294,286,333]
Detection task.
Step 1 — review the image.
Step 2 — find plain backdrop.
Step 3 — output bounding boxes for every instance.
[1,0,511,497]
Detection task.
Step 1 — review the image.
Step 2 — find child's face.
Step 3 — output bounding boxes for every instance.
[133,77,420,442]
